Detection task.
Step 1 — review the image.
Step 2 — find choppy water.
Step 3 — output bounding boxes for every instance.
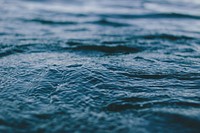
[0,0,200,132]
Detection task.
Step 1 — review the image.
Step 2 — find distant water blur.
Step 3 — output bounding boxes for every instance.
[0,0,200,132]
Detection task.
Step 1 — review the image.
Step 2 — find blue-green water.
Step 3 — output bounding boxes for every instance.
[0,0,200,132]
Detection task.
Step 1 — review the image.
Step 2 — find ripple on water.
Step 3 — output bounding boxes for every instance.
[0,0,200,132]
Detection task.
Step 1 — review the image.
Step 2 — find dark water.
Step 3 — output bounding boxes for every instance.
[0,0,200,132]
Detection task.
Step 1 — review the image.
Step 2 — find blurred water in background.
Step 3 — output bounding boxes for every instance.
[0,0,200,132]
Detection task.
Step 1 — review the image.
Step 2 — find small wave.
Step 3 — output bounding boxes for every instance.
[69,45,141,54]
[0,42,141,57]
[101,41,128,45]
[86,18,130,27]
[105,99,200,112]
[0,47,24,58]
[120,97,150,102]
[99,13,200,20]
[0,32,8,36]
[120,72,200,80]
[129,34,194,41]
[121,73,169,79]
[21,18,77,25]
[0,43,64,58]
[105,103,146,112]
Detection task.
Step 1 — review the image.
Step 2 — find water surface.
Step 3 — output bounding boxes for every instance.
[0,0,200,132]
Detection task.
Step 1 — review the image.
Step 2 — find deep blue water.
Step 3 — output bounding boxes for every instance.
[0,0,200,132]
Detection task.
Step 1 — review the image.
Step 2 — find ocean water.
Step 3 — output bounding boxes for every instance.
[0,0,200,132]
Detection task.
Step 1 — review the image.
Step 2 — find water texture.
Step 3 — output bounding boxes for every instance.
[0,0,200,132]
